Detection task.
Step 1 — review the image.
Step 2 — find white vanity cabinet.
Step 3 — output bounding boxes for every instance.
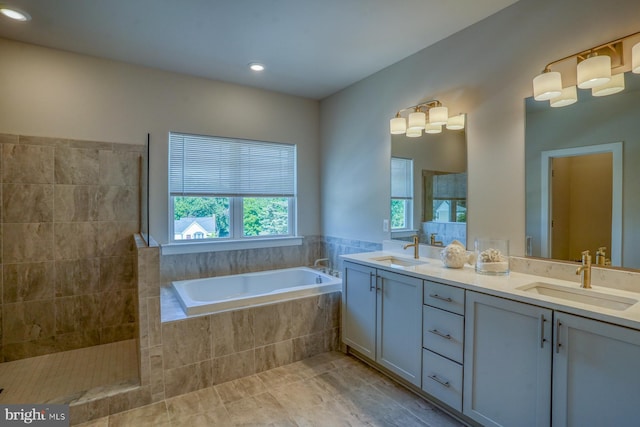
[463,291,552,427]
[552,312,640,426]
[422,280,465,411]
[342,261,423,386]
[464,291,640,427]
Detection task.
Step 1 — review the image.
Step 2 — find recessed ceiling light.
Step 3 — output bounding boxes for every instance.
[249,63,265,72]
[0,6,31,21]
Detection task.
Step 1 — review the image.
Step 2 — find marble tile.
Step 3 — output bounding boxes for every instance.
[69,398,109,425]
[55,258,101,297]
[255,339,293,373]
[54,222,99,260]
[3,261,55,302]
[99,255,135,292]
[286,398,363,427]
[54,185,100,222]
[2,143,54,184]
[291,295,326,337]
[225,391,294,426]
[99,150,140,187]
[108,386,152,416]
[3,222,54,263]
[147,297,162,347]
[169,406,231,427]
[2,183,54,223]
[149,345,165,398]
[99,289,136,327]
[74,416,109,427]
[253,300,293,346]
[293,330,328,361]
[210,308,254,357]
[162,316,211,369]
[3,299,55,344]
[270,377,332,412]
[163,360,213,399]
[165,387,222,419]
[99,323,136,344]
[256,365,306,390]
[214,374,267,404]
[97,186,138,221]
[54,146,100,185]
[108,401,169,427]
[55,294,101,334]
[97,221,137,257]
[212,349,255,385]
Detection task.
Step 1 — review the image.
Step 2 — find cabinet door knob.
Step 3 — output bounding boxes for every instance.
[430,294,453,303]
[428,374,451,388]
[429,329,452,340]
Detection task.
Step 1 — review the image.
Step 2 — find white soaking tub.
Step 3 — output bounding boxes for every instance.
[172,267,342,316]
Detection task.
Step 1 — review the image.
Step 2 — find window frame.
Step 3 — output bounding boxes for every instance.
[390,157,414,232]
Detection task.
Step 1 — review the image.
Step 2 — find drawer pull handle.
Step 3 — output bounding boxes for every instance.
[430,294,453,303]
[369,272,375,292]
[429,329,452,340]
[428,374,450,388]
[555,319,562,354]
[539,314,546,348]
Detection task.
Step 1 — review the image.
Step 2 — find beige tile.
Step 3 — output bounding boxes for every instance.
[3,222,54,263]
[55,258,101,297]
[99,150,139,187]
[270,377,332,412]
[210,308,254,357]
[54,222,99,260]
[3,261,55,302]
[214,374,267,404]
[212,349,255,385]
[99,289,136,327]
[97,221,137,257]
[99,255,135,292]
[53,185,100,222]
[253,300,293,346]
[291,295,325,337]
[55,295,101,334]
[3,143,54,184]
[287,399,364,427]
[225,392,294,426]
[109,402,170,427]
[2,183,54,223]
[170,406,231,427]
[3,299,55,343]
[162,316,211,369]
[97,185,138,221]
[108,386,152,415]
[54,146,99,185]
[163,360,213,399]
[73,416,109,427]
[255,339,293,373]
[257,365,306,390]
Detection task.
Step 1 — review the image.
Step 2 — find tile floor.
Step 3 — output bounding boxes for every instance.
[0,339,138,404]
[76,351,464,426]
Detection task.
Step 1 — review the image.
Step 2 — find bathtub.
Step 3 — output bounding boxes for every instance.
[172,267,342,316]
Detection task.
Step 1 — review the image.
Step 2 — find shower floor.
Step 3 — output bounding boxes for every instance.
[0,339,138,404]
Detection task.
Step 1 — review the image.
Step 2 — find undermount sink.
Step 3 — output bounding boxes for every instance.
[517,282,638,311]
[369,255,427,268]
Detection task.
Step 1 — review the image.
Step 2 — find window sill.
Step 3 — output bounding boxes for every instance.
[161,236,304,255]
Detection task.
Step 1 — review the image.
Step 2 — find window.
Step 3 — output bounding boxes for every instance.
[169,133,296,242]
[391,157,413,230]
[432,172,467,223]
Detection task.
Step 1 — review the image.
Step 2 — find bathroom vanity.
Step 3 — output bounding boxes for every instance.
[341,251,640,427]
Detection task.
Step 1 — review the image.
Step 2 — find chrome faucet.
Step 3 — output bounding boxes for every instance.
[576,250,592,289]
[403,235,420,259]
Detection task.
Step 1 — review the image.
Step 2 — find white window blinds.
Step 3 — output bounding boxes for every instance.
[169,133,296,197]
[391,157,413,199]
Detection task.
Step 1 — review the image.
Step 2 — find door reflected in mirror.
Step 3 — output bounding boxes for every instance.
[525,72,640,270]
[391,124,467,248]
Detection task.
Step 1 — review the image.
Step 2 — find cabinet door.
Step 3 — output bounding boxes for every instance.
[342,262,377,360]
[552,312,640,427]
[464,291,552,427]
[377,269,423,386]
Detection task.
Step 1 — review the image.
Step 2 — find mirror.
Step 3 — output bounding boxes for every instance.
[391,125,467,248]
[525,72,640,270]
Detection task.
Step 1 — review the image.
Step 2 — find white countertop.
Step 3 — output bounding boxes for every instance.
[342,251,640,331]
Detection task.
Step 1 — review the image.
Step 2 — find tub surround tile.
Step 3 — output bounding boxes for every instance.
[162,316,211,369]
[253,300,293,347]
[2,183,54,223]
[163,360,213,399]
[210,308,254,357]
[212,349,255,385]
[255,339,294,373]
[3,261,55,303]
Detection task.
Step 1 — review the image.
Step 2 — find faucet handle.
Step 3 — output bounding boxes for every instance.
[581,250,591,265]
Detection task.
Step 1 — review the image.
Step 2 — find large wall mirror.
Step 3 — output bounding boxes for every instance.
[525,72,640,270]
[391,123,467,248]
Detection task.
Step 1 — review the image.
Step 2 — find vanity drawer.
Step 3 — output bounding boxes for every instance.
[422,349,463,412]
[423,281,464,315]
[423,306,464,363]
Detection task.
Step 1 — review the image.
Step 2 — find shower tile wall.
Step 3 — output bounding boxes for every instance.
[0,133,142,362]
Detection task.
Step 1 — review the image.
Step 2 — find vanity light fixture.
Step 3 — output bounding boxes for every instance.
[0,5,31,21]
[389,100,464,136]
[532,30,640,107]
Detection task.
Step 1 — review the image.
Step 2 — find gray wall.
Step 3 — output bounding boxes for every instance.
[320,0,640,256]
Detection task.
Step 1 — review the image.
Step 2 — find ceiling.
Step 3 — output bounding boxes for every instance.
[0,0,519,99]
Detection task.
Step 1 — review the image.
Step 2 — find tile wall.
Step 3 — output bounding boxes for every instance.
[0,133,142,362]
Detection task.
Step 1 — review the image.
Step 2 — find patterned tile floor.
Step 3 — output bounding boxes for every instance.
[77,351,464,426]
[0,340,138,404]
